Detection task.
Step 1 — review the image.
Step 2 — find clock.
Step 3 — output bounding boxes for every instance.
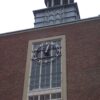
[33,41,61,63]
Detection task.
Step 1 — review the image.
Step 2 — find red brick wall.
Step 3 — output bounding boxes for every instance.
[0,18,100,100]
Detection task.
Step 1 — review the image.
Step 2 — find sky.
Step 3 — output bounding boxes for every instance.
[0,0,100,34]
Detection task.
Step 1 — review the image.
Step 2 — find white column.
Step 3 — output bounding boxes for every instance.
[51,0,54,7]
[68,0,70,4]
[61,0,63,5]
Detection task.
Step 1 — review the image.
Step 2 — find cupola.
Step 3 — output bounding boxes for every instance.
[45,0,74,7]
[33,0,80,28]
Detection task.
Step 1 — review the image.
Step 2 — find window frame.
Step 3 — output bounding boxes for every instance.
[54,0,60,6]
[22,35,67,100]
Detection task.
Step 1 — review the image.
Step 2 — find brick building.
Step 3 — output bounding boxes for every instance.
[0,0,100,100]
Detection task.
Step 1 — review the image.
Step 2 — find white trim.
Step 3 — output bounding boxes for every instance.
[28,88,61,96]
[61,35,67,100]
[22,35,67,100]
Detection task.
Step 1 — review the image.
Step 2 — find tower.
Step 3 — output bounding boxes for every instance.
[34,0,80,28]
[45,0,74,7]
[1,0,100,100]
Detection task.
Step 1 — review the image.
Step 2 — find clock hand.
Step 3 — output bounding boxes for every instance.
[45,44,49,53]
[44,44,51,57]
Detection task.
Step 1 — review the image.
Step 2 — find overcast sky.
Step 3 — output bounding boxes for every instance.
[0,0,100,34]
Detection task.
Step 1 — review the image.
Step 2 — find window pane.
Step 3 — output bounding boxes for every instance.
[70,0,74,3]
[52,57,61,87]
[63,0,68,4]
[52,57,61,73]
[29,96,33,100]
[40,95,44,100]
[57,93,61,98]
[51,93,61,99]
[34,96,38,100]
[41,62,50,88]
[49,0,51,7]
[40,94,50,100]
[30,61,40,90]
[45,94,50,100]
[29,40,62,99]
[52,72,61,87]
[54,0,60,6]
[57,57,61,72]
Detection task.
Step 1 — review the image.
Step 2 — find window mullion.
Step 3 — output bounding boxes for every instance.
[50,93,51,100]
[38,95,40,100]
[61,0,63,5]
[39,44,43,89]
[51,0,54,7]
[50,42,53,89]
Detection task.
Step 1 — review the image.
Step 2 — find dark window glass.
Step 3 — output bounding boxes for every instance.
[40,94,50,100]
[41,62,50,88]
[30,40,61,90]
[51,93,61,99]
[52,57,61,87]
[29,96,33,100]
[63,0,68,5]
[70,0,74,3]
[49,0,51,7]
[30,61,40,90]
[40,95,44,100]
[63,0,74,4]
[54,0,60,6]
[45,94,50,100]
[34,96,38,100]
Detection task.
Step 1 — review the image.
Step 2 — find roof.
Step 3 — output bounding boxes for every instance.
[0,16,100,37]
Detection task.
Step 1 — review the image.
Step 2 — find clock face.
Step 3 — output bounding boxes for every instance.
[33,41,61,63]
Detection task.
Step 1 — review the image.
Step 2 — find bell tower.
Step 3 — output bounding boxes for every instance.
[45,0,74,7]
[34,0,80,28]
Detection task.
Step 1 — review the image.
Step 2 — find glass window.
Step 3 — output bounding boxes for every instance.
[29,39,62,100]
[30,61,40,90]
[52,57,61,87]
[54,0,60,6]
[48,0,51,7]
[70,0,74,3]
[22,36,67,100]
[30,40,61,90]
[29,96,39,100]
[51,93,61,99]
[34,96,38,100]
[29,96,33,100]
[63,0,68,5]
[40,94,50,100]
[41,62,50,88]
